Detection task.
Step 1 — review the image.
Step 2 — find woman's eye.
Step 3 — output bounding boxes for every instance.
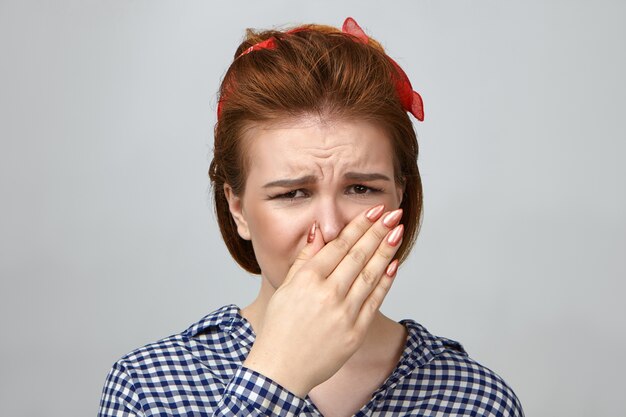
[274,189,308,200]
[270,185,381,201]
[352,184,369,194]
[347,184,382,196]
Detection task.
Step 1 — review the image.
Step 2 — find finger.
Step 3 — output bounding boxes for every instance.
[328,209,403,297]
[344,224,403,316]
[282,221,324,286]
[353,259,399,333]
[305,204,386,279]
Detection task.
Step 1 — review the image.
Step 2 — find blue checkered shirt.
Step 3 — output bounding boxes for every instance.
[98,304,523,416]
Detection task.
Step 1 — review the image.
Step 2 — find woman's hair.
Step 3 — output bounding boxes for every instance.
[209,21,423,274]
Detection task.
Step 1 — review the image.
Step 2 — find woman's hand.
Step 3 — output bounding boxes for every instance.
[242,204,404,397]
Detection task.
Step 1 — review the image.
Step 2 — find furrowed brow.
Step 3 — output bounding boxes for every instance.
[262,175,318,189]
[344,172,391,182]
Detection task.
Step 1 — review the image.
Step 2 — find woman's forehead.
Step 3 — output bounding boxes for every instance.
[241,117,395,179]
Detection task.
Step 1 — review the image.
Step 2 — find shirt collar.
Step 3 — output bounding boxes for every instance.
[182,304,256,347]
[401,319,466,364]
[181,304,466,375]
[371,319,467,399]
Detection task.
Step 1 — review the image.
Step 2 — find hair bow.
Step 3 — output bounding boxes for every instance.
[342,17,424,121]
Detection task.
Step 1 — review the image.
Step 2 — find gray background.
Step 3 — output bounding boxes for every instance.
[1,1,624,416]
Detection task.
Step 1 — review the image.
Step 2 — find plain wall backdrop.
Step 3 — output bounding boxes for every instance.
[1,1,624,416]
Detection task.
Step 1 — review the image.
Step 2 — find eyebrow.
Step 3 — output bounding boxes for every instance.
[344,172,391,182]
[262,172,391,188]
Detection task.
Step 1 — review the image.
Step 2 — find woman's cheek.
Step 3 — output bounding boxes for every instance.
[253,213,309,282]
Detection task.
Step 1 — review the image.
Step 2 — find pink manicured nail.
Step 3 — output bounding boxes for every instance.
[382,209,403,228]
[386,259,399,277]
[307,222,316,243]
[387,224,404,246]
[365,204,385,221]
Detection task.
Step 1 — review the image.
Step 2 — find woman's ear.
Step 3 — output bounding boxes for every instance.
[223,184,251,241]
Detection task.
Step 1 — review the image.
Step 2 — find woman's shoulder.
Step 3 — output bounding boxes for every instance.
[398,319,524,416]
[106,304,248,375]
[98,304,289,415]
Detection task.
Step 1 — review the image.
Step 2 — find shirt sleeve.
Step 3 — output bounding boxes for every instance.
[213,366,308,416]
[97,362,308,417]
[98,362,144,417]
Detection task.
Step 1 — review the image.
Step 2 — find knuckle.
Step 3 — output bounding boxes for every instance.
[331,281,345,298]
[358,268,377,286]
[378,276,392,292]
[332,235,352,253]
[371,225,388,241]
[336,305,352,326]
[344,330,360,350]
[374,246,391,260]
[366,296,381,313]
[296,267,319,281]
[348,248,368,265]
[319,284,340,304]
[326,283,342,302]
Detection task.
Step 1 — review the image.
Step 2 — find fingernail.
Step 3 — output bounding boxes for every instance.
[386,259,399,277]
[387,224,404,246]
[365,204,385,221]
[382,209,403,228]
[307,222,316,243]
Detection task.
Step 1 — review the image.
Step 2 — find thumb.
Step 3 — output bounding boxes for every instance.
[282,221,324,285]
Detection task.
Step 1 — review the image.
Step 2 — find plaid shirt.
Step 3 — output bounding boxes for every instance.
[98,304,523,416]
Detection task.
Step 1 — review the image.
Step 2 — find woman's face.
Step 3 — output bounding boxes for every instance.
[224,116,404,289]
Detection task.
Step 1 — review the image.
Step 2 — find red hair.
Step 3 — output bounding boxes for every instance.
[209,22,423,274]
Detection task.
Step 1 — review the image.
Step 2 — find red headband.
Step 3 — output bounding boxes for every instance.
[217,17,424,122]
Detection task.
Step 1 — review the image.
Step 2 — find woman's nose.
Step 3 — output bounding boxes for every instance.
[315,199,348,243]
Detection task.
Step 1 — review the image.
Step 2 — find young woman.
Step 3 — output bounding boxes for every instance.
[98,18,524,417]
